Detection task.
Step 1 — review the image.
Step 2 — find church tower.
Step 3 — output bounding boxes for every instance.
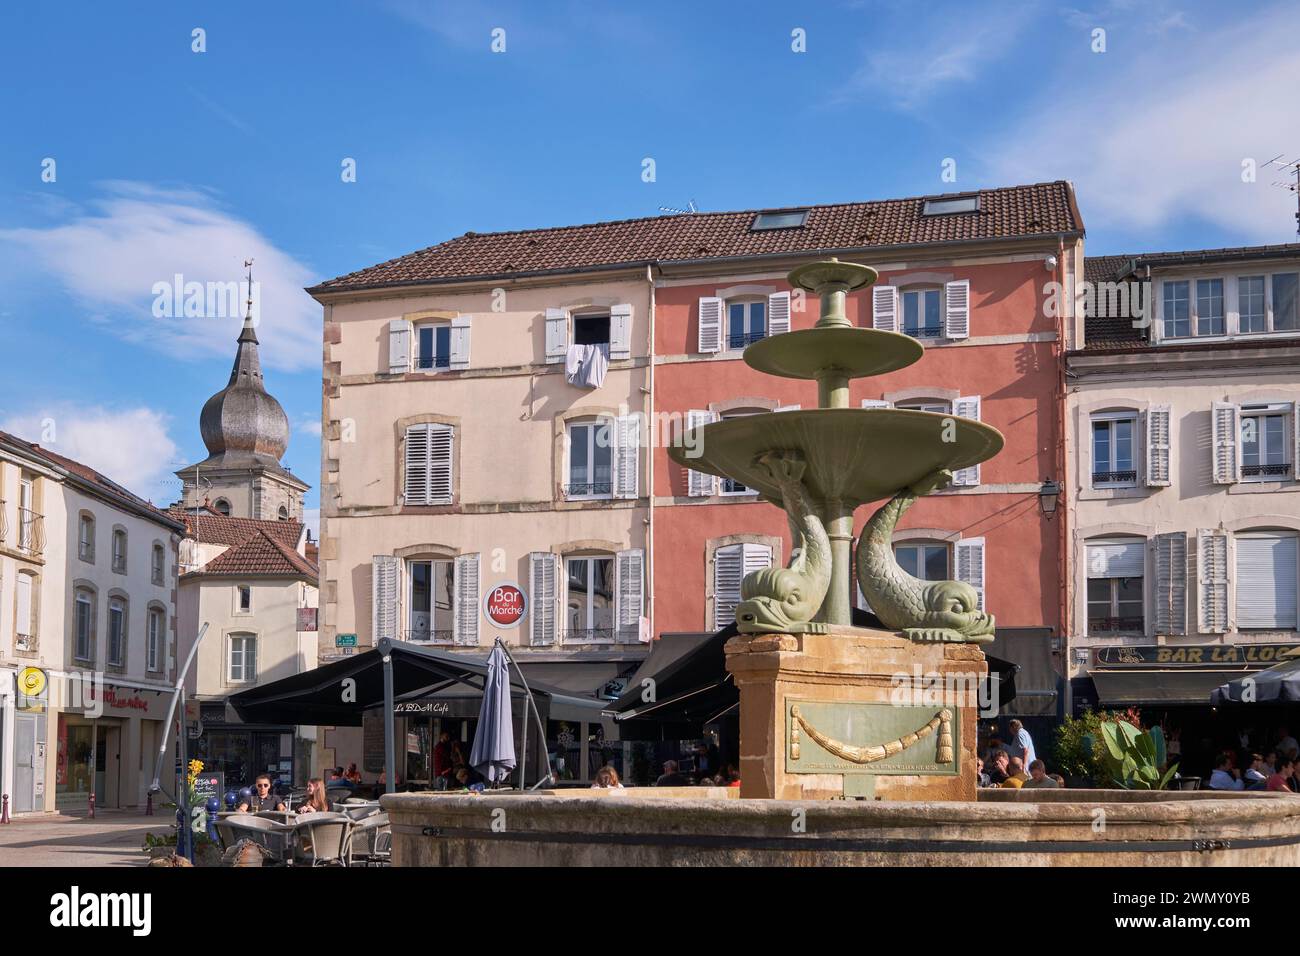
[175,301,309,520]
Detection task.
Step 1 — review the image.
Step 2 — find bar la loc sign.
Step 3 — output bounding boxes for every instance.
[484,583,527,628]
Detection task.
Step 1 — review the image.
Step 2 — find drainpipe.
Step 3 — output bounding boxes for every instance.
[646,264,656,645]
[1056,238,1071,716]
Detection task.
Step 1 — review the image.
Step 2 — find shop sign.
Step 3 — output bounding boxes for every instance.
[82,683,169,718]
[1093,643,1300,669]
[483,583,526,629]
[297,607,319,632]
[395,701,450,715]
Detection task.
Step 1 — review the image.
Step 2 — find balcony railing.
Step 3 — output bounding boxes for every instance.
[1243,462,1291,479]
[404,628,455,645]
[564,626,617,644]
[903,325,943,339]
[1093,470,1138,485]
[1089,616,1145,633]
[564,481,612,498]
[18,508,44,556]
[416,354,450,370]
[727,330,767,349]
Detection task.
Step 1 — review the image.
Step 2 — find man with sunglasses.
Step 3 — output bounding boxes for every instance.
[238,774,287,813]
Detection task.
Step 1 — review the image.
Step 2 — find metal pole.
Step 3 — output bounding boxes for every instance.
[178,685,191,863]
[382,645,396,799]
[150,622,209,793]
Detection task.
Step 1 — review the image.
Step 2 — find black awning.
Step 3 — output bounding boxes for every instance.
[1093,668,1257,706]
[1211,657,1300,705]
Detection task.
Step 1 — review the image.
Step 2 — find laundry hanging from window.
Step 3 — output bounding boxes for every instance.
[565,342,609,388]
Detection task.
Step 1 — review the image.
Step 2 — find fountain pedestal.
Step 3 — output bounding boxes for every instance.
[725,628,987,801]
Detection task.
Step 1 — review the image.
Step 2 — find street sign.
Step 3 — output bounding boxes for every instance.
[336,633,358,648]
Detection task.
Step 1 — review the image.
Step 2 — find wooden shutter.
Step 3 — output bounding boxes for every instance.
[1144,404,1172,487]
[388,319,411,373]
[450,314,471,370]
[872,286,897,332]
[453,553,480,645]
[861,399,893,409]
[615,548,645,643]
[944,280,970,339]
[528,552,558,646]
[955,538,986,611]
[609,303,633,360]
[1212,402,1240,484]
[403,425,430,504]
[713,543,771,630]
[768,292,791,336]
[371,555,398,643]
[686,410,715,497]
[1197,529,1229,633]
[951,396,982,486]
[1152,532,1188,635]
[429,424,454,504]
[545,308,568,363]
[614,414,640,499]
[698,297,723,353]
[1236,535,1299,630]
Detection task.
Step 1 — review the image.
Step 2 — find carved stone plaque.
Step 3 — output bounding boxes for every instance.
[785,699,960,776]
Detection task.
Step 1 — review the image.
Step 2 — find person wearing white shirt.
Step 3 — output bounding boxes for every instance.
[1208,755,1245,791]
[1008,719,1036,771]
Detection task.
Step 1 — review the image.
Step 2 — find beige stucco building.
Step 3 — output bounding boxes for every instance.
[1066,245,1300,714]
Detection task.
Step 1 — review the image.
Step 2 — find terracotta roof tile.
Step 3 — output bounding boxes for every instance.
[310,181,1083,293]
[169,508,303,549]
[183,528,317,579]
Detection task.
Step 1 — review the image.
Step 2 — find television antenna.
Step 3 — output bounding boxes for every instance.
[659,199,699,215]
[1264,155,1300,237]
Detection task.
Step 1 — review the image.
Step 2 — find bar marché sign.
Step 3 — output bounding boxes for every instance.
[1094,643,1300,669]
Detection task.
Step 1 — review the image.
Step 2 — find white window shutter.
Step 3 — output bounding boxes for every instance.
[614,414,640,499]
[686,409,716,497]
[861,399,893,409]
[453,553,480,645]
[1212,402,1240,484]
[951,396,982,486]
[1152,532,1187,635]
[955,537,986,611]
[529,552,558,646]
[944,280,970,339]
[615,548,645,643]
[609,303,633,360]
[1197,529,1229,633]
[388,319,411,373]
[404,425,430,504]
[698,297,723,353]
[768,292,791,336]
[450,314,471,370]
[743,543,773,576]
[872,286,897,332]
[371,554,398,643]
[1144,405,1172,487]
[545,307,569,364]
[713,545,743,630]
[1294,401,1300,477]
[1236,535,1299,630]
[429,424,454,504]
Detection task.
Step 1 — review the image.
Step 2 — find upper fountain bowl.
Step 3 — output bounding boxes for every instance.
[744,326,923,381]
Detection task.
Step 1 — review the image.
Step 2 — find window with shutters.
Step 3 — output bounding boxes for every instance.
[572,312,610,348]
[15,570,36,650]
[896,398,951,414]
[726,299,767,350]
[1239,405,1292,481]
[228,633,257,683]
[1235,532,1299,630]
[566,419,613,499]
[403,423,455,505]
[901,288,942,339]
[565,555,615,643]
[1091,412,1138,487]
[1086,539,1145,634]
[414,322,451,370]
[711,542,773,630]
[895,543,949,581]
[407,559,454,643]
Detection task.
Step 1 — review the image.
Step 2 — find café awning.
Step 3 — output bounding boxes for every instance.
[1210,656,1300,705]
[1092,667,1257,706]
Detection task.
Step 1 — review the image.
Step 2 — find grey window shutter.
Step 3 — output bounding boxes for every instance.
[453,553,480,645]
[450,314,471,370]
[1152,532,1187,635]
[686,410,715,497]
[429,424,454,504]
[404,425,430,504]
[955,537,986,611]
[609,303,633,360]
[872,286,897,332]
[1197,529,1229,633]
[529,552,557,646]
[767,292,791,335]
[944,280,970,339]
[697,297,723,353]
[1144,405,1172,487]
[371,554,398,643]
[545,308,568,363]
[951,396,982,486]
[614,414,640,499]
[1211,402,1240,484]
[388,319,411,373]
[1236,534,1299,630]
[615,548,645,643]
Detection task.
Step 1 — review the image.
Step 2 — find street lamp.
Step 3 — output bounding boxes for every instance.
[1038,477,1061,519]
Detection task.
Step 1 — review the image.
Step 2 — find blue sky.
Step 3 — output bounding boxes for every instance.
[1,0,1297,528]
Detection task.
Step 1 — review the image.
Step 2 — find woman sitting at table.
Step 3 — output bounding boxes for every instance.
[344,763,362,784]
[296,777,330,814]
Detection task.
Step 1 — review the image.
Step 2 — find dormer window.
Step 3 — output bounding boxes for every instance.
[922,195,979,216]
[751,209,808,231]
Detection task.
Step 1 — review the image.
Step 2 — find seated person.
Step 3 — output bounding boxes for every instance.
[1020,759,1059,789]
[296,778,330,814]
[344,763,363,784]
[1207,754,1245,791]
[238,775,287,813]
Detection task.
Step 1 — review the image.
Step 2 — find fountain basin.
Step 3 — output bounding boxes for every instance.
[743,326,923,381]
[668,407,1003,507]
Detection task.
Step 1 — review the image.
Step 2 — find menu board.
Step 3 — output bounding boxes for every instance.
[191,772,225,806]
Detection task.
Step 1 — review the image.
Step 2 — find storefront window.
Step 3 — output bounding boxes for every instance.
[56,719,94,806]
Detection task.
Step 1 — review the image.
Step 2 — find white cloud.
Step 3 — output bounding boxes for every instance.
[296,416,322,437]
[1,405,181,505]
[0,182,320,372]
[988,6,1300,242]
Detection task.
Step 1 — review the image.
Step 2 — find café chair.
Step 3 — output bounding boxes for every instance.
[294,813,356,867]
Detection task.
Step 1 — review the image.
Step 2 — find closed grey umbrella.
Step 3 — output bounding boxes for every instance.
[1211,656,1300,705]
[470,642,517,785]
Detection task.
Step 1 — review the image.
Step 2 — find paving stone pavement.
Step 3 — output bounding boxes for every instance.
[0,811,167,867]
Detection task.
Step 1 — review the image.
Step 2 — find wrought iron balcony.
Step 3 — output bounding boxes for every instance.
[1089,616,1145,633]
[564,481,612,498]
[564,626,617,644]
[1243,462,1291,479]
[904,325,944,339]
[1093,470,1137,485]
[404,628,455,645]
[416,354,451,370]
[17,508,44,556]
[727,331,767,349]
